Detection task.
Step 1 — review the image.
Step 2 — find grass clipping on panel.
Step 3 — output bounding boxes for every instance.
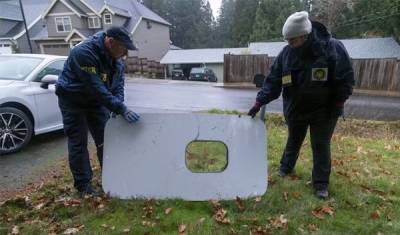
[0,109,399,235]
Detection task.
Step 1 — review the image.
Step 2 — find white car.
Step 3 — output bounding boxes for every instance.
[0,54,67,155]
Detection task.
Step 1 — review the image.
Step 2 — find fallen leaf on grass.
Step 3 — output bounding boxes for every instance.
[250,226,269,235]
[282,191,288,201]
[254,197,261,203]
[63,228,79,234]
[271,215,288,229]
[197,218,205,224]
[308,224,319,231]
[165,208,172,215]
[142,221,156,227]
[236,196,244,211]
[122,229,130,233]
[320,206,334,217]
[370,211,381,219]
[387,212,394,220]
[211,208,231,224]
[101,224,108,228]
[293,191,302,199]
[11,225,19,235]
[336,170,351,178]
[312,205,335,220]
[208,199,220,208]
[178,224,187,235]
[312,211,325,220]
[361,185,388,196]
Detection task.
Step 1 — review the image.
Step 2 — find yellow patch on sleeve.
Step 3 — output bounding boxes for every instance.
[101,74,107,82]
[81,66,96,74]
[282,75,291,85]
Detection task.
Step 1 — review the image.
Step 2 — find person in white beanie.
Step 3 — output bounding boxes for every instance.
[248,11,355,199]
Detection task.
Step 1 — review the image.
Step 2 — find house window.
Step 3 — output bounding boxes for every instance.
[104,14,112,24]
[88,17,100,28]
[55,17,71,32]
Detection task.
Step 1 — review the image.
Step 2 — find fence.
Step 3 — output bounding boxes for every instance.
[124,56,166,79]
[224,54,400,91]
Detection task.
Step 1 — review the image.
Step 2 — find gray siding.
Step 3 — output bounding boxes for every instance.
[46,15,84,37]
[129,20,170,62]
[71,0,92,13]
[48,1,72,14]
[110,15,128,28]
[16,19,47,53]
[0,20,20,35]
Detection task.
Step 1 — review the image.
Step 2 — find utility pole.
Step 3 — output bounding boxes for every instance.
[18,0,33,53]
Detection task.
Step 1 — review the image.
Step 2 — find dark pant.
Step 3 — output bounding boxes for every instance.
[279,116,339,190]
[58,96,109,192]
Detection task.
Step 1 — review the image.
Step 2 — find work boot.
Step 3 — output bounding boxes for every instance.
[79,186,102,198]
[316,190,329,199]
[275,169,287,178]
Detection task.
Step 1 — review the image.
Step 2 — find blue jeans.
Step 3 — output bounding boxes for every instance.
[279,116,339,190]
[58,96,109,192]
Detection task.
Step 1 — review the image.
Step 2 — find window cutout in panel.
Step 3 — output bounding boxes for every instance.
[185,141,228,173]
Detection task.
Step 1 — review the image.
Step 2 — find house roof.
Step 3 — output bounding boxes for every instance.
[42,0,170,34]
[99,4,132,18]
[161,37,400,64]
[249,37,400,59]
[160,48,249,64]
[0,0,51,39]
[0,1,22,21]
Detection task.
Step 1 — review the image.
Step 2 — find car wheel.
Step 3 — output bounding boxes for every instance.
[0,107,33,155]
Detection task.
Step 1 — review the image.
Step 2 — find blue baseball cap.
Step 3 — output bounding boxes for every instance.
[106,25,137,50]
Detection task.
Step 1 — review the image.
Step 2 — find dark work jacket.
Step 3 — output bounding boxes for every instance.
[55,31,127,114]
[256,21,355,123]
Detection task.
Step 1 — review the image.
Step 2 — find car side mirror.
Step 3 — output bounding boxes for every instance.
[40,74,58,89]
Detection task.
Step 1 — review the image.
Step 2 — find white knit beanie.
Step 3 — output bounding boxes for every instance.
[282,11,312,39]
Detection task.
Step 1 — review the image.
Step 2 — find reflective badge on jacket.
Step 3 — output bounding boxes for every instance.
[282,75,292,86]
[101,74,107,82]
[312,68,328,81]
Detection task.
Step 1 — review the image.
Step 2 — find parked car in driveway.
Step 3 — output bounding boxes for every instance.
[171,68,190,80]
[188,67,218,82]
[0,54,67,155]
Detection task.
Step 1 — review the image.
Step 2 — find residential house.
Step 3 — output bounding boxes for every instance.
[160,37,400,83]
[0,0,50,54]
[31,0,171,61]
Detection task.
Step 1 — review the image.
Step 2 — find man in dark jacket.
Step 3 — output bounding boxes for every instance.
[55,25,140,197]
[247,11,355,199]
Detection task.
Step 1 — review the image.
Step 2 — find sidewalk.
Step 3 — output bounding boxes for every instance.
[125,77,400,98]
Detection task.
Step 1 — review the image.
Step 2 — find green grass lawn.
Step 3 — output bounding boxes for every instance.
[0,110,399,235]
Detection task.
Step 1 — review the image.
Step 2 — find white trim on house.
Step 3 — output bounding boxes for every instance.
[47,12,76,16]
[131,16,142,35]
[103,13,112,24]
[42,0,83,19]
[64,28,86,42]
[98,5,115,15]
[13,15,42,40]
[79,0,101,17]
[55,16,72,33]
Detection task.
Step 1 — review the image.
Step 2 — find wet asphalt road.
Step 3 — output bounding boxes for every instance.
[1,80,400,193]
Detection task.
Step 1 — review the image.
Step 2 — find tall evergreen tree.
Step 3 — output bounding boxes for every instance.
[250,0,303,42]
[215,0,236,47]
[230,0,259,47]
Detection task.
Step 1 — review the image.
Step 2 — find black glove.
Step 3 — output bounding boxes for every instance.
[332,102,345,120]
[247,102,262,118]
